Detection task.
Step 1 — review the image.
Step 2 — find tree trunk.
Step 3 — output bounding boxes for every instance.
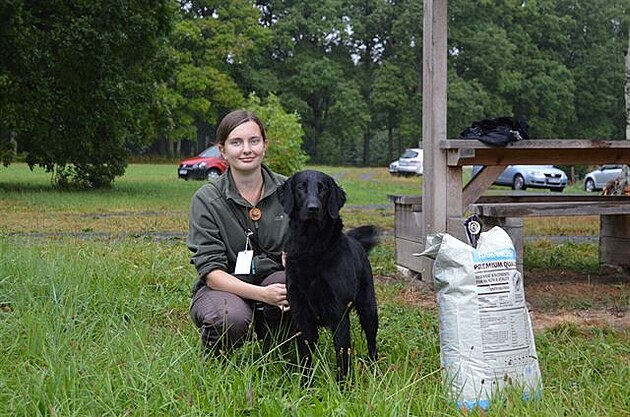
[388,124,394,162]
[626,29,630,140]
[363,129,370,165]
[166,139,174,158]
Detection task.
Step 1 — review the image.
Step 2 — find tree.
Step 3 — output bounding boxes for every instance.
[372,0,424,160]
[0,0,174,187]
[448,0,578,138]
[156,1,271,155]
[255,0,371,164]
[558,0,630,139]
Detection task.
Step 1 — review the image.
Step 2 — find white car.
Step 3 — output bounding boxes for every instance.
[389,148,423,176]
[388,159,400,174]
[584,164,624,192]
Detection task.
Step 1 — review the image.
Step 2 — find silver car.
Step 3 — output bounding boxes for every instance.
[471,165,568,192]
[584,164,623,192]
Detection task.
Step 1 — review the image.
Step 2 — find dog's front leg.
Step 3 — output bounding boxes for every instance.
[296,319,318,385]
[332,316,352,382]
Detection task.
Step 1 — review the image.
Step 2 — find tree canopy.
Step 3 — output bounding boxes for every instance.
[0,1,174,187]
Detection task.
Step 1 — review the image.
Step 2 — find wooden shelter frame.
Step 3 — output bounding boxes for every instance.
[419,0,630,276]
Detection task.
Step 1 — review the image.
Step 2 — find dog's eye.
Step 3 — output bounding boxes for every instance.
[296,182,307,192]
[318,184,328,194]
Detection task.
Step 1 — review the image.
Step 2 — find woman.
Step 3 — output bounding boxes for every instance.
[187,109,291,352]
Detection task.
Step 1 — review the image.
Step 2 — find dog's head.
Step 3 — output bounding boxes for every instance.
[277,170,346,221]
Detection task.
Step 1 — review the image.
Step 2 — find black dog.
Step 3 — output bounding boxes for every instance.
[277,170,378,382]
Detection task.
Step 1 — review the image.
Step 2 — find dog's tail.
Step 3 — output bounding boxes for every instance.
[347,225,379,254]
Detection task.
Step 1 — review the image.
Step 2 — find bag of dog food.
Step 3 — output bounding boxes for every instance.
[419,226,542,411]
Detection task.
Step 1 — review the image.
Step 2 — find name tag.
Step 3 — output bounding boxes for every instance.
[234,250,254,275]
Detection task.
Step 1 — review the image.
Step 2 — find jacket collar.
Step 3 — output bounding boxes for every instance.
[222,164,283,205]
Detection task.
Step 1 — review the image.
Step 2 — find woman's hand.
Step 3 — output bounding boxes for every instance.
[262,283,290,311]
[206,270,291,311]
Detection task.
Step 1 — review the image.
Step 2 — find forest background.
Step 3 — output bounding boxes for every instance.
[1,0,630,187]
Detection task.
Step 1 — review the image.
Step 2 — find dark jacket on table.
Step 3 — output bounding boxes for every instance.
[187,165,288,295]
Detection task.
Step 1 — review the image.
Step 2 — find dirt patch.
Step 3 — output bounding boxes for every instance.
[528,309,629,332]
[525,267,629,331]
[380,266,630,332]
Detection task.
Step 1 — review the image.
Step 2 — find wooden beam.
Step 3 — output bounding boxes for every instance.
[441,139,630,149]
[472,201,630,217]
[462,165,506,207]
[421,0,449,277]
[422,0,448,237]
[441,139,630,166]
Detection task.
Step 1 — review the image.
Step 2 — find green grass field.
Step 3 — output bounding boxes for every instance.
[1,163,628,416]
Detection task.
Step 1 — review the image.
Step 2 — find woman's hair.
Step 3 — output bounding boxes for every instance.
[216,110,267,146]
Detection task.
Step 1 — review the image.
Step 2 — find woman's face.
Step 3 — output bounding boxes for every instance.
[219,121,267,174]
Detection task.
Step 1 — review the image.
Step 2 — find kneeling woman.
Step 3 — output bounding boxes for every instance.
[187,110,291,352]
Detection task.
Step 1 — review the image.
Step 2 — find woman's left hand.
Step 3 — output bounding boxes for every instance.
[261,283,290,311]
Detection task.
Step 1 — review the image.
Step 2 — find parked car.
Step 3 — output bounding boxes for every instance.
[388,159,400,174]
[177,145,228,181]
[584,164,623,192]
[389,148,423,176]
[471,165,568,192]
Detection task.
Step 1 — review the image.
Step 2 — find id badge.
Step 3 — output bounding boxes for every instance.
[234,250,254,275]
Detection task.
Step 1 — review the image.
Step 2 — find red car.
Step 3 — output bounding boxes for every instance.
[177,145,228,181]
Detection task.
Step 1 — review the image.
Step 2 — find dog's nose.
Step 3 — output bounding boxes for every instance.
[307,204,320,214]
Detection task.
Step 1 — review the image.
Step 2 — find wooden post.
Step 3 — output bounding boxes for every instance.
[600,215,630,268]
[421,0,448,278]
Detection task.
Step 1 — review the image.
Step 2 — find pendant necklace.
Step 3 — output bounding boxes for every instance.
[248,181,264,222]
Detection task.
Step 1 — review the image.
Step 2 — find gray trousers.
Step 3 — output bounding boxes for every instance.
[189,271,293,351]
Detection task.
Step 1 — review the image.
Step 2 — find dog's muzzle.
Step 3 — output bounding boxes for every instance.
[303,199,322,220]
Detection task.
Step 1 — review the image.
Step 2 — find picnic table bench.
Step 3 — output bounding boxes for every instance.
[393,139,630,278]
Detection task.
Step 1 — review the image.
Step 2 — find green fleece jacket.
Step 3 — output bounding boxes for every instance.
[187,165,288,295]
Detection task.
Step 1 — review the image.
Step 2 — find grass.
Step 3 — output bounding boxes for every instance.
[1,163,628,416]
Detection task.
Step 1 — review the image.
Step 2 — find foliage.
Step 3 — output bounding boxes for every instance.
[447,0,630,139]
[156,0,271,147]
[245,93,309,175]
[317,80,370,165]
[3,0,630,178]
[248,0,630,165]
[0,0,175,188]
[252,0,426,164]
[559,0,629,139]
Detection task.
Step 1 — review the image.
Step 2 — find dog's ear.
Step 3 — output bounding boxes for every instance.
[326,179,347,219]
[277,177,294,214]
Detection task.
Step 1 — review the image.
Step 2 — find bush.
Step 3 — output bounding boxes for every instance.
[246,93,309,176]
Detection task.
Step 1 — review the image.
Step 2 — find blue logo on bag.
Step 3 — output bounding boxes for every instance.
[471,248,516,263]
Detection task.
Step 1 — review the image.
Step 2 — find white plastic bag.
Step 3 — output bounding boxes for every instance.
[419,226,542,410]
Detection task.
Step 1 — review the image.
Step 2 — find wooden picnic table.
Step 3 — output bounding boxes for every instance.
[411,139,630,277]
